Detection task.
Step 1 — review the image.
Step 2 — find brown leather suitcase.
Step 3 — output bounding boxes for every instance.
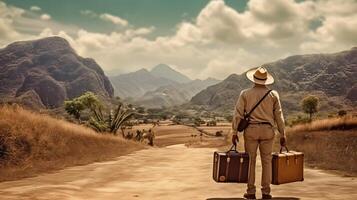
[213,145,249,183]
[272,146,304,185]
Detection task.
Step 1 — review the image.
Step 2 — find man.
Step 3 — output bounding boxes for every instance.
[232,67,286,199]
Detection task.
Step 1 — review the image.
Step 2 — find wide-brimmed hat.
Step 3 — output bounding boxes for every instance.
[246,66,274,85]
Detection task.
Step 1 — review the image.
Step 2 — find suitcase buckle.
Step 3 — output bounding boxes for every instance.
[240,157,244,163]
[227,157,231,163]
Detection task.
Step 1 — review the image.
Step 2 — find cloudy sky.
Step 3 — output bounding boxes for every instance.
[1,0,357,79]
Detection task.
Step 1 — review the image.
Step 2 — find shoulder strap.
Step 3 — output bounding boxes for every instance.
[247,90,272,116]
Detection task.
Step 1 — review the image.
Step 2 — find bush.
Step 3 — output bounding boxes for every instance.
[338,110,347,117]
[215,131,223,137]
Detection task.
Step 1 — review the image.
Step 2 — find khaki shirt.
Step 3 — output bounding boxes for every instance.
[232,85,285,137]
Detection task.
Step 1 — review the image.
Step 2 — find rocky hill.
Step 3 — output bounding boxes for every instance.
[0,37,114,109]
[191,47,357,115]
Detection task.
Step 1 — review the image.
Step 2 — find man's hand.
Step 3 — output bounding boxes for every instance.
[280,136,287,147]
[232,134,239,145]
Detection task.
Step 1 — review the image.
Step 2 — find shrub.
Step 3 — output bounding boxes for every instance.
[215,131,223,137]
[338,110,347,117]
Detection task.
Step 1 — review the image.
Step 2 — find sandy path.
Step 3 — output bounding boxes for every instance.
[0,145,356,200]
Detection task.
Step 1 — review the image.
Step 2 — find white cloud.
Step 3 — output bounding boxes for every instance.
[80,10,97,18]
[40,14,51,20]
[0,2,24,43]
[30,6,41,11]
[99,13,128,26]
[0,18,20,41]
[1,0,357,79]
[81,10,129,27]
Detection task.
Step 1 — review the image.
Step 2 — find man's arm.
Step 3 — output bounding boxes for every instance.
[232,91,245,135]
[272,90,286,138]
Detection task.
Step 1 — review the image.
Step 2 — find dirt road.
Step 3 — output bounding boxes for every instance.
[0,144,356,200]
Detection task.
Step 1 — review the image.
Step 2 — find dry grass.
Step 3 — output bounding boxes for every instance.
[284,116,357,175]
[288,116,357,133]
[283,130,357,175]
[0,105,144,181]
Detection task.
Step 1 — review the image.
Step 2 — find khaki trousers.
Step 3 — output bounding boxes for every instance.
[244,124,275,195]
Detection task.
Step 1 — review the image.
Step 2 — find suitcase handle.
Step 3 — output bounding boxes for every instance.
[227,144,239,153]
[279,146,289,153]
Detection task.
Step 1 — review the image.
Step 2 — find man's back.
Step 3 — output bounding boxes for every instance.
[242,85,276,123]
[232,85,285,137]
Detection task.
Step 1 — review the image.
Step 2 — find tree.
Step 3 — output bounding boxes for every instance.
[77,92,102,119]
[64,99,85,122]
[301,95,319,121]
[64,92,102,123]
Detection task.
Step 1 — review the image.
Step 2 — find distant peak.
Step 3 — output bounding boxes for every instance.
[150,63,192,83]
[135,68,150,74]
[151,63,173,71]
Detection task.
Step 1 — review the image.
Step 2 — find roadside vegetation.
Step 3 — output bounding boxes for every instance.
[65,92,135,134]
[284,112,357,175]
[288,115,357,133]
[0,105,144,181]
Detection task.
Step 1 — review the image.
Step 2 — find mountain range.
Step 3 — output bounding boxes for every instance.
[0,37,113,109]
[109,64,220,108]
[1,36,355,115]
[109,67,176,98]
[191,47,357,115]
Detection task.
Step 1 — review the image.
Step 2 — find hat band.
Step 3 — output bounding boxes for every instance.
[253,75,267,81]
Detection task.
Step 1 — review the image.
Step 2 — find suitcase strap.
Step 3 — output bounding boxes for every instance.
[226,145,246,182]
[238,157,243,182]
[225,156,230,182]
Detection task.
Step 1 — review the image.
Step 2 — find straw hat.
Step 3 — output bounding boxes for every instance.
[246,66,274,85]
